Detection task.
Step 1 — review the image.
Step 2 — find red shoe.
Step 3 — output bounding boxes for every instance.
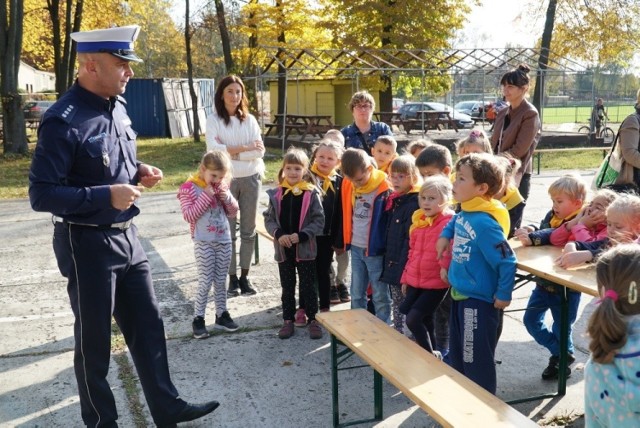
[278,320,294,339]
[294,308,307,327]
[308,320,323,340]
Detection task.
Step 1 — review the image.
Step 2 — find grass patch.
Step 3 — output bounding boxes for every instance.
[536,149,605,171]
[0,138,605,200]
[0,138,284,199]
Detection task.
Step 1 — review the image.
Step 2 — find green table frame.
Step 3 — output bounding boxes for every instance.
[328,335,383,427]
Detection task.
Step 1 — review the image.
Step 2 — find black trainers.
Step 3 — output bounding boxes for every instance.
[337,284,351,302]
[541,355,572,380]
[214,311,239,332]
[329,286,341,304]
[227,276,240,298]
[239,276,257,295]
[192,316,209,339]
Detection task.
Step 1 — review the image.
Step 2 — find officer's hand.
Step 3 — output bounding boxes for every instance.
[138,164,163,188]
[111,184,144,211]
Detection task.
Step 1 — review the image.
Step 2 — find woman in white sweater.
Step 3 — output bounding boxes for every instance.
[206,75,265,296]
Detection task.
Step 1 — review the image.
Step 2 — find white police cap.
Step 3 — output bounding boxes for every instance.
[71,25,142,63]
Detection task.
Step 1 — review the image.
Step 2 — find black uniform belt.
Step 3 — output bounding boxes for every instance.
[52,215,133,231]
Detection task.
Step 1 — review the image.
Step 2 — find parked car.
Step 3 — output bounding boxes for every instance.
[392,97,405,112]
[453,100,493,121]
[23,100,54,121]
[397,101,474,129]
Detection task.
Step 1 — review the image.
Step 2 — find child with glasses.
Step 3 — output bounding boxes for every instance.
[379,156,422,333]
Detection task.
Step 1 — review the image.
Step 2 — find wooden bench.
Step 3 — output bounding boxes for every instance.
[252,211,273,264]
[534,147,608,174]
[316,310,537,428]
[263,123,307,139]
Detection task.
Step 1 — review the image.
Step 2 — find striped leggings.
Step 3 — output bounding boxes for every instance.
[194,241,232,318]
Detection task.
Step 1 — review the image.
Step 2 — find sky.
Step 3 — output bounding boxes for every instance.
[174,0,538,48]
[456,1,537,49]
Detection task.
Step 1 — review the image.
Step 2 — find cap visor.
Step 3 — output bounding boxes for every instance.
[111,52,143,63]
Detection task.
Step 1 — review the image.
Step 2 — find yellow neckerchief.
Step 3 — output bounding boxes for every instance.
[499,185,524,211]
[281,179,315,196]
[461,196,510,237]
[187,173,207,188]
[310,163,337,194]
[549,207,582,228]
[409,208,437,235]
[352,168,387,205]
[377,153,398,174]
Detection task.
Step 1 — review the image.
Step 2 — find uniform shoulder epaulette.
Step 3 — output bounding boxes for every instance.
[50,103,79,124]
[116,95,127,106]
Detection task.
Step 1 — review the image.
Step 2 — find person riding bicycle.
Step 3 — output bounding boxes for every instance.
[592,98,609,137]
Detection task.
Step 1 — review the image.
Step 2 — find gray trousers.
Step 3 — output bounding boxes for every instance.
[330,251,350,286]
[228,173,261,274]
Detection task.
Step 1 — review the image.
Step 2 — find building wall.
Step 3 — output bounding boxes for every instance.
[18,62,55,93]
[268,79,382,128]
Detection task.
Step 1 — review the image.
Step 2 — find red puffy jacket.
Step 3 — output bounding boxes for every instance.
[400,211,453,289]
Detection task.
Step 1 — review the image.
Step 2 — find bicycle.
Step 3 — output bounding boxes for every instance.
[578,117,614,144]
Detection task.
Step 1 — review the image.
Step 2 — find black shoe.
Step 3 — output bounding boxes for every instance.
[541,355,571,380]
[329,286,341,304]
[227,276,240,298]
[192,316,209,339]
[158,401,220,427]
[214,311,239,332]
[239,276,257,295]
[337,283,351,302]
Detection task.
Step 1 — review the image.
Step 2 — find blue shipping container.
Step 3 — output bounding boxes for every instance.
[125,78,215,138]
[125,78,168,137]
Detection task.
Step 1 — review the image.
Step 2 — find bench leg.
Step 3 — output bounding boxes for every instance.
[374,370,383,421]
[557,287,569,396]
[330,335,340,427]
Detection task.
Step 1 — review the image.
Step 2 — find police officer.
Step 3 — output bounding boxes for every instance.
[29,26,218,427]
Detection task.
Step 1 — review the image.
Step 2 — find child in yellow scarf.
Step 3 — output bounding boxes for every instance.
[309,139,346,312]
[266,147,325,340]
[494,155,525,238]
[380,156,422,334]
[513,173,587,381]
[435,153,516,394]
[371,135,398,174]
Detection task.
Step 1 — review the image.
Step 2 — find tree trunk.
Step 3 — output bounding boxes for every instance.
[532,0,557,122]
[245,0,259,114]
[378,1,395,113]
[185,0,200,142]
[0,0,28,154]
[214,0,234,74]
[49,0,83,98]
[276,1,286,136]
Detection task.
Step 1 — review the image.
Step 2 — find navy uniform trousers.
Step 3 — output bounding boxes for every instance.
[53,221,185,427]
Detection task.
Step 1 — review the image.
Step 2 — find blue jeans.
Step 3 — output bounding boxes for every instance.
[349,246,391,324]
[523,284,581,356]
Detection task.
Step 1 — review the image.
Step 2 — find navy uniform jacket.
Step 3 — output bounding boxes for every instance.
[341,121,392,155]
[29,83,141,224]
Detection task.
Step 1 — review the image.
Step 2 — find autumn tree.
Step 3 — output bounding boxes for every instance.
[1,0,27,154]
[21,0,184,84]
[528,0,640,112]
[320,0,471,111]
[185,0,200,141]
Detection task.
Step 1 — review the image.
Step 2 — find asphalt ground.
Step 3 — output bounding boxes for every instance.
[0,168,597,427]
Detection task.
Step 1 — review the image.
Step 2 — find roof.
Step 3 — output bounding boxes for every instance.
[258,47,587,77]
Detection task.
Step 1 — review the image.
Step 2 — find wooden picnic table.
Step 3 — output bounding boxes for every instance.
[406,110,458,134]
[264,114,336,140]
[372,111,403,129]
[507,240,597,404]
